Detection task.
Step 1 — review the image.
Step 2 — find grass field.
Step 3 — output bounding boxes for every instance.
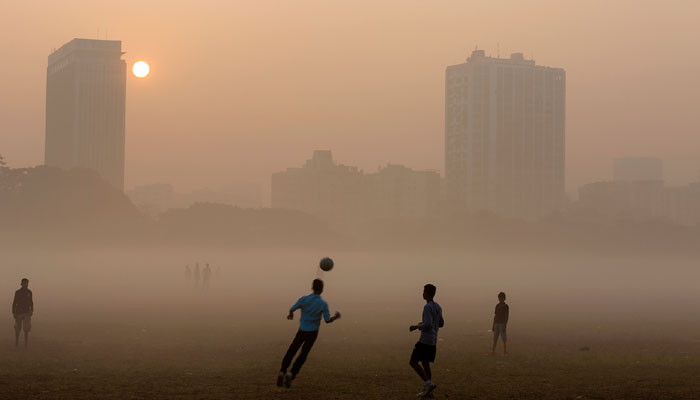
[2,249,699,399]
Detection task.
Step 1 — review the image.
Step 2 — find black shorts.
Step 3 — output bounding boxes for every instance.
[410,341,436,363]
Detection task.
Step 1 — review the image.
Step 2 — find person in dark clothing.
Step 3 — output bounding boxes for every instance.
[12,278,33,348]
[277,279,341,388]
[409,284,444,398]
[491,292,509,356]
[202,264,212,289]
[193,263,201,287]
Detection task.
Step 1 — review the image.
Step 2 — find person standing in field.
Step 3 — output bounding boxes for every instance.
[277,279,341,389]
[202,263,212,289]
[491,292,509,356]
[193,263,201,288]
[409,284,444,398]
[12,278,34,348]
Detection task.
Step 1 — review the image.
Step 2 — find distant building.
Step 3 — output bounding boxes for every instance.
[445,50,566,219]
[271,151,441,221]
[365,164,441,218]
[613,157,663,182]
[578,180,666,220]
[271,151,365,220]
[44,38,126,189]
[578,177,700,226]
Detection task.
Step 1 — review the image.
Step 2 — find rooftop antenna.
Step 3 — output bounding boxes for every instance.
[497,42,500,58]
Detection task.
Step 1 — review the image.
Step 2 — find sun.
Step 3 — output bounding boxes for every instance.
[132,61,150,78]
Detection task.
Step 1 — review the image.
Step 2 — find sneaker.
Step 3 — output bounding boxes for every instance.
[276,372,284,387]
[417,383,437,398]
[283,372,293,388]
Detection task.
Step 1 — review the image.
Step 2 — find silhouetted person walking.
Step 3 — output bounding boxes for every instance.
[12,278,33,348]
[277,279,341,388]
[491,292,509,356]
[194,263,201,287]
[409,284,444,398]
[203,264,212,289]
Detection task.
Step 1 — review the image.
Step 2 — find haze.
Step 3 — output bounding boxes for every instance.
[2,0,699,201]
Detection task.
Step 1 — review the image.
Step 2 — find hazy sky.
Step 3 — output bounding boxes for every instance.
[1,1,699,201]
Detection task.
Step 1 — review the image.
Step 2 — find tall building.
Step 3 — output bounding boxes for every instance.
[445,50,566,219]
[613,157,663,182]
[45,38,127,189]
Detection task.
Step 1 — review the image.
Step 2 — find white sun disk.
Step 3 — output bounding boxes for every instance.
[132,61,150,78]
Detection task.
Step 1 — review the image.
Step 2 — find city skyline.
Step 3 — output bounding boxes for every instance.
[2,1,699,201]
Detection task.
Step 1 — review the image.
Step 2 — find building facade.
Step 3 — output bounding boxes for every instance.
[365,164,441,218]
[271,151,365,220]
[578,178,700,226]
[45,38,127,189]
[271,151,441,221]
[445,50,566,219]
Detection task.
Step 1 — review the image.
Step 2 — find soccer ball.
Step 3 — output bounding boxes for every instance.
[319,257,334,271]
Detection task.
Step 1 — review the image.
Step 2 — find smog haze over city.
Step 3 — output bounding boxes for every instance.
[1,1,700,399]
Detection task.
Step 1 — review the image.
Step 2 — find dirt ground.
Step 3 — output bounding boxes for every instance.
[2,249,699,399]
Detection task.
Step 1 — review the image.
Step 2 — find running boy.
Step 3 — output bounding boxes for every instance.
[409,284,444,398]
[277,279,341,388]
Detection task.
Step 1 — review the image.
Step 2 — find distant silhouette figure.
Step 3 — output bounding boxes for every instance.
[409,284,444,398]
[491,292,509,356]
[185,265,192,280]
[202,264,212,289]
[12,278,33,348]
[277,279,341,389]
[194,263,201,287]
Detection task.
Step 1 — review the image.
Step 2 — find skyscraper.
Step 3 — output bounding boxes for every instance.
[445,50,565,219]
[45,38,126,189]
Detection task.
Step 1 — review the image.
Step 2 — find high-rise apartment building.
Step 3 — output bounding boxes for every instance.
[45,38,126,189]
[445,50,565,219]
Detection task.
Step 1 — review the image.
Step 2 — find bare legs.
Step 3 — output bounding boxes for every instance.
[409,361,432,381]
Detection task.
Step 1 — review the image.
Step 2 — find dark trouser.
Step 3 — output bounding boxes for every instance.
[280,329,319,378]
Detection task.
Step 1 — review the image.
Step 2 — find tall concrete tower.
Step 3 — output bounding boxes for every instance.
[45,38,126,189]
[445,50,566,219]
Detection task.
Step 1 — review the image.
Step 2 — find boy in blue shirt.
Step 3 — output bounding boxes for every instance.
[409,284,444,398]
[277,279,341,388]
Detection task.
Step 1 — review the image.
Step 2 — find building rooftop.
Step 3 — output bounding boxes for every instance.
[48,38,124,65]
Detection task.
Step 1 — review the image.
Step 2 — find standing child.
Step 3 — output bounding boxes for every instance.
[491,292,509,356]
[409,284,444,398]
[12,278,34,348]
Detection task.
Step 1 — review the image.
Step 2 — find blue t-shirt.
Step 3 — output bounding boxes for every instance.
[290,293,331,332]
[418,301,444,345]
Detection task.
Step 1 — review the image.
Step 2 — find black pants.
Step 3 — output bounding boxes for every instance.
[280,329,319,378]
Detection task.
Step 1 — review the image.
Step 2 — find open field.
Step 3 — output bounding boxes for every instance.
[2,249,700,399]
